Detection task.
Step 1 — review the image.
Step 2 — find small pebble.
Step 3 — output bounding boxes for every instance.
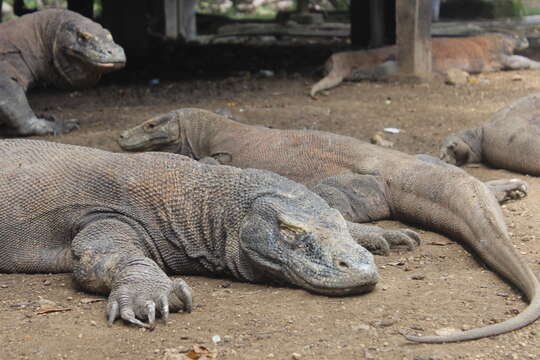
[212,335,221,344]
[292,353,302,360]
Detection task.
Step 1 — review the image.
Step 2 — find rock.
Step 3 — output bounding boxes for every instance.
[434,327,462,336]
[445,69,469,85]
[291,353,302,360]
[351,323,372,332]
[370,132,394,148]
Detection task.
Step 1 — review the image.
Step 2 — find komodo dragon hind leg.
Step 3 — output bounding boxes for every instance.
[416,154,528,203]
[311,173,421,255]
[0,74,79,136]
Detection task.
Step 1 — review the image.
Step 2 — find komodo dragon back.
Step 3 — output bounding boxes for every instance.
[119,108,540,342]
[441,93,540,175]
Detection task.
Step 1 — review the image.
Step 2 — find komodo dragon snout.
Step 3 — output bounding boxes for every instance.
[239,190,378,296]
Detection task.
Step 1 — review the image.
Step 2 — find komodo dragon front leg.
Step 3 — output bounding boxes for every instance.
[311,173,420,255]
[0,73,79,135]
[416,154,528,203]
[71,218,192,328]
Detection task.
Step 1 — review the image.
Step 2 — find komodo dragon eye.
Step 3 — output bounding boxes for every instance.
[277,216,307,246]
[144,114,174,132]
[78,32,92,41]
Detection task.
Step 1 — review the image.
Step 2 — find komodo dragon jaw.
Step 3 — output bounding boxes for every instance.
[53,19,126,88]
[118,112,181,152]
[238,193,378,296]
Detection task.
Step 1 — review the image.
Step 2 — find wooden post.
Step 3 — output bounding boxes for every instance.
[164,0,179,39]
[396,0,432,80]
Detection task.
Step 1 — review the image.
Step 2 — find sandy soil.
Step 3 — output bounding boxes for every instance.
[1,51,540,360]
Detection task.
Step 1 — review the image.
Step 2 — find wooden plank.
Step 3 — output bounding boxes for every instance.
[396,0,432,80]
[164,0,178,39]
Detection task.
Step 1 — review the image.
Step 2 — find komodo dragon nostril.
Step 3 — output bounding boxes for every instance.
[336,259,350,270]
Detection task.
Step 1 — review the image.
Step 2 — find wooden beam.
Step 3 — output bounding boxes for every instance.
[164,0,179,39]
[396,0,432,80]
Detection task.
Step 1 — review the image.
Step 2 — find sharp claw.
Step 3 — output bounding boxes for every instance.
[146,301,156,327]
[107,301,119,327]
[159,295,169,323]
[174,279,193,313]
[121,307,152,329]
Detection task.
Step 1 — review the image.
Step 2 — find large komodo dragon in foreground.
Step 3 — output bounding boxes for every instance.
[119,108,538,343]
[0,9,125,136]
[440,93,540,175]
[310,32,540,97]
[0,139,427,328]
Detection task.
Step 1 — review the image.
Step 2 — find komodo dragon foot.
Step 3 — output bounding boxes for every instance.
[107,265,192,328]
[485,178,528,203]
[347,222,421,256]
[36,114,80,136]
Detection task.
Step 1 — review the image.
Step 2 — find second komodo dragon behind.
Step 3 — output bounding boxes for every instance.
[119,108,539,343]
[310,32,539,97]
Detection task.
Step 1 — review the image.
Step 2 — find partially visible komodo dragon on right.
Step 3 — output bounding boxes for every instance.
[310,32,540,97]
[440,92,540,175]
[0,9,126,136]
[119,108,537,343]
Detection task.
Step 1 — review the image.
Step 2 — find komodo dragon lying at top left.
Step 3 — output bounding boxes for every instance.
[119,108,537,343]
[440,92,540,175]
[0,139,424,328]
[310,32,539,97]
[0,9,125,136]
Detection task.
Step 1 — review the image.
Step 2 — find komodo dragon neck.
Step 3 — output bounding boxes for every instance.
[179,112,253,160]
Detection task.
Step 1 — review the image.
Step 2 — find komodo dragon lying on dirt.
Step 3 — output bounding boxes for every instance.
[0,139,427,328]
[440,93,540,175]
[119,108,537,343]
[310,32,539,97]
[0,9,125,136]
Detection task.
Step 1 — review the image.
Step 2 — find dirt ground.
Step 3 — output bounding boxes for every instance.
[1,49,540,360]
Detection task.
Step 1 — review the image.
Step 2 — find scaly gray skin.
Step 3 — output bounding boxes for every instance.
[0,139,391,328]
[119,109,539,343]
[0,9,125,136]
[441,93,540,175]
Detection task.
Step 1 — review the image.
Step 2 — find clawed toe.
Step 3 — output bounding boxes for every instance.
[383,229,421,251]
[106,278,193,328]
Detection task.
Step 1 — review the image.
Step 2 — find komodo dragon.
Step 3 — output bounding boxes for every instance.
[440,93,540,175]
[0,139,428,328]
[0,9,125,136]
[310,32,539,97]
[119,108,538,343]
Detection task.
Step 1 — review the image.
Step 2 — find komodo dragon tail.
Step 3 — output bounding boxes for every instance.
[310,55,348,98]
[395,171,540,343]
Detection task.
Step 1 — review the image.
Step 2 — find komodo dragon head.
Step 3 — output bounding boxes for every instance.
[119,110,182,152]
[238,179,378,296]
[119,108,237,156]
[52,10,126,88]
